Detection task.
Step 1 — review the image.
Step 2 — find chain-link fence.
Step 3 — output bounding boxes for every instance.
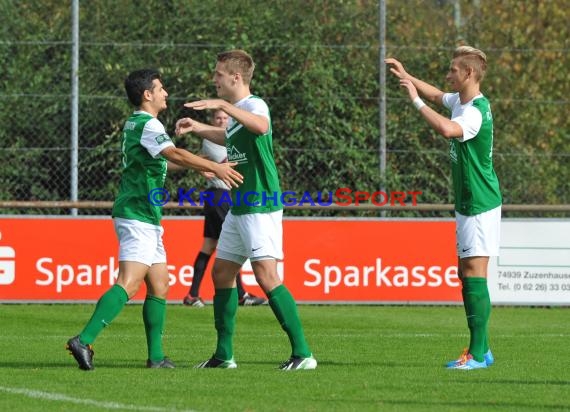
[1,0,568,217]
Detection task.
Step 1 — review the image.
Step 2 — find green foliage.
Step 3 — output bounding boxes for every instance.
[0,0,568,216]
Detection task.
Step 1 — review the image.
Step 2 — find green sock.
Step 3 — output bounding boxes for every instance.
[463,279,491,354]
[483,285,491,353]
[213,288,238,361]
[461,282,468,318]
[268,284,311,358]
[143,295,167,362]
[463,277,490,362]
[79,284,128,344]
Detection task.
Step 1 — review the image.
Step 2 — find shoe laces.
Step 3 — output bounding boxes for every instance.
[456,348,469,364]
[85,343,94,356]
[279,358,293,369]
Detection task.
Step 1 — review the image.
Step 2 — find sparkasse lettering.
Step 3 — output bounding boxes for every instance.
[35,257,195,293]
[36,257,119,293]
[304,258,459,294]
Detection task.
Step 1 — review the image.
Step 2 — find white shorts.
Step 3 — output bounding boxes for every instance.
[455,206,501,258]
[217,210,284,265]
[114,218,166,266]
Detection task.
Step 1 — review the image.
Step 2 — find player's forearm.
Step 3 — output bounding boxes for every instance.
[418,106,462,139]
[167,161,184,171]
[188,122,226,145]
[221,102,269,135]
[199,128,226,145]
[163,148,216,172]
[409,77,444,106]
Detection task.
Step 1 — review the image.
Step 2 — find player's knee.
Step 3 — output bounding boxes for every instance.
[152,280,170,298]
[253,271,280,292]
[117,278,144,298]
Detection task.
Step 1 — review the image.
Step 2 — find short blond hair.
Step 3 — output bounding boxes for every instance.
[217,49,255,85]
[453,46,487,82]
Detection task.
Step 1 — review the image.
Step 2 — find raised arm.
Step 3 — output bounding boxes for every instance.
[185,99,269,135]
[385,58,445,106]
[174,117,226,145]
[160,146,243,188]
[398,78,463,139]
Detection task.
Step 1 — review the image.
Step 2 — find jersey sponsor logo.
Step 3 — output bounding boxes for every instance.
[124,121,136,131]
[227,145,248,164]
[155,134,171,144]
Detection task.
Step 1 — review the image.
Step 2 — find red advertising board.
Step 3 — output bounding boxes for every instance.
[0,217,461,303]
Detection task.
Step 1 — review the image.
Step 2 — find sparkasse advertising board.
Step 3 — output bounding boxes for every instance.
[0,217,568,305]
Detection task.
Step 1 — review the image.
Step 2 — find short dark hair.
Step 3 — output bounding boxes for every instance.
[124,69,161,107]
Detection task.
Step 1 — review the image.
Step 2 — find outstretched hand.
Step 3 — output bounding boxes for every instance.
[399,78,419,100]
[385,58,418,101]
[385,58,410,80]
[175,117,194,136]
[214,162,243,188]
[184,99,227,111]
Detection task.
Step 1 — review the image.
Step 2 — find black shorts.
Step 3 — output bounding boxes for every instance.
[202,188,230,240]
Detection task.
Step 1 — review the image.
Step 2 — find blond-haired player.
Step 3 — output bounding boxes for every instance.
[386,46,501,370]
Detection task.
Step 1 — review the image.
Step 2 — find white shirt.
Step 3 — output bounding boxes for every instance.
[201,136,230,190]
[442,93,483,142]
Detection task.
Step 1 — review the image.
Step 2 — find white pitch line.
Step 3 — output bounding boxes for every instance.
[0,386,196,412]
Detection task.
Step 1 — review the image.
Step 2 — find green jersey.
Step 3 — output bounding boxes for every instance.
[226,95,282,215]
[443,93,502,216]
[112,111,174,225]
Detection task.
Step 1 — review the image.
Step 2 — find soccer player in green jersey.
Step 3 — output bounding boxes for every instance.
[175,50,316,370]
[66,68,242,371]
[181,109,266,308]
[386,46,502,370]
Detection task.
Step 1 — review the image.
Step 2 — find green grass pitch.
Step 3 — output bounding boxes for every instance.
[0,304,568,411]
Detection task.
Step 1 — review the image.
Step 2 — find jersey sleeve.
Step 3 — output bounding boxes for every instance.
[451,106,482,142]
[141,118,175,158]
[442,92,459,110]
[201,139,228,163]
[242,98,270,120]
